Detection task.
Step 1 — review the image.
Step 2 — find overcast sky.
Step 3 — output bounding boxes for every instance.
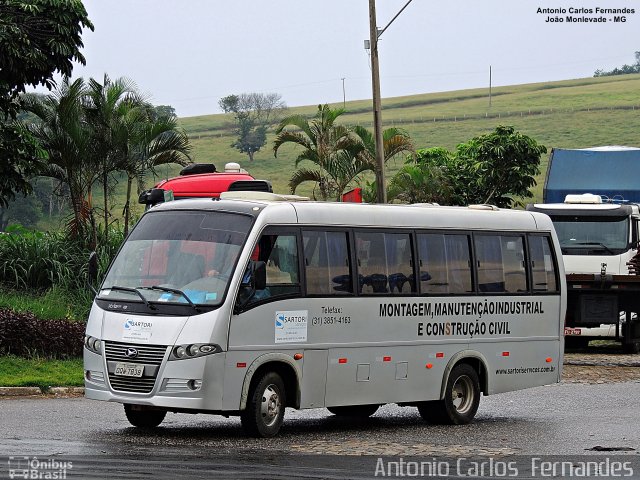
[58,0,638,118]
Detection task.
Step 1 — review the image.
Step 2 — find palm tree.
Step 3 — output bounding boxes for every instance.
[351,125,415,168]
[21,77,96,239]
[121,109,191,235]
[85,75,142,230]
[274,104,372,201]
[85,76,191,234]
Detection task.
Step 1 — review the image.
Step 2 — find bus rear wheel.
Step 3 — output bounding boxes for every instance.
[241,371,286,438]
[418,363,480,425]
[124,404,166,428]
[327,404,379,418]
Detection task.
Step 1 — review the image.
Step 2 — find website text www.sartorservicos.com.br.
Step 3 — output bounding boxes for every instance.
[495,365,556,375]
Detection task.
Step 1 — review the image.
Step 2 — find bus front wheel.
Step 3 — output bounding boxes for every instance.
[124,404,166,428]
[327,404,379,418]
[418,363,480,425]
[241,371,286,438]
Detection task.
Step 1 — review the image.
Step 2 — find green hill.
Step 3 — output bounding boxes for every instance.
[176,74,640,202]
[32,74,639,230]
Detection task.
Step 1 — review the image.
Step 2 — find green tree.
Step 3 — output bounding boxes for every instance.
[351,125,415,202]
[351,125,414,167]
[21,78,96,238]
[276,105,415,201]
[388,127,546,207]
[273,104,359,200]
[387,148,454,204]
[0,0,93,206]
[219,93,286,162]
[455,125,546,207]
[120,110,191,235]
[85,75,142,230]
[594,51,640,77]
[0,191,43,231]
[85,76,191,235]
[153,105,176,118]
[0,122,47,207]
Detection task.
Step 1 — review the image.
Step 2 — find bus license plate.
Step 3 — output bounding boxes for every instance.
[114,363,144,377]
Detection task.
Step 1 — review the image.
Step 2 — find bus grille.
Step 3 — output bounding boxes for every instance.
[104,341,168,394]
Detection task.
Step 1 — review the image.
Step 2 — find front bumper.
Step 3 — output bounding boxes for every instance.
[83,347,226,411]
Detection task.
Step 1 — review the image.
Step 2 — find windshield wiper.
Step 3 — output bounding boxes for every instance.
[107,286,157,310]
[571,242,615,254]
[140,286,201,312]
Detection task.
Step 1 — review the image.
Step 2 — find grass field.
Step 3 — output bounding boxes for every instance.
[178,74,640,200]
[0,288,89,321]
[33,74,640,229]
[0,356,83,388]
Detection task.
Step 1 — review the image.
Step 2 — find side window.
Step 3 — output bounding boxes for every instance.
[250,233,301,300]
[417,233,472,294]
[303,231,352,295]
[475,235,527,293]
[528,235,558,292]
[356,231,415,294]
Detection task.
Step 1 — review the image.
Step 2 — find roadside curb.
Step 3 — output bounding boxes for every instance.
[0,386,84,397]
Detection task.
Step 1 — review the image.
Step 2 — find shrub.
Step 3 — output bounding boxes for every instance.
[0,308,85,359]
[0,224,125,291]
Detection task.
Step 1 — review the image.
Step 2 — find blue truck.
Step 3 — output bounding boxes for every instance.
[527,146,640,353]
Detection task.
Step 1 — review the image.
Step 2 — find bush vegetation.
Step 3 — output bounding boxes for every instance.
[0,308,85,359]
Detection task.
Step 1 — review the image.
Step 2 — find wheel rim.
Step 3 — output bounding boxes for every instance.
[451,375,474,414]
[260,384,281,427]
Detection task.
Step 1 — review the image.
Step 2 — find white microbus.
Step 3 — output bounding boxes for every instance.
[84,194,566,437]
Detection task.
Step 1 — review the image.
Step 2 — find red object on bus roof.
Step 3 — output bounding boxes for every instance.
[154,171,255,199]
[342,187,363,203]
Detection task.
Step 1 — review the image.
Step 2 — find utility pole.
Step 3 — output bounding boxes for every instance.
[369,0,386,204]
[368,0,413,204]
[341,77,346,109]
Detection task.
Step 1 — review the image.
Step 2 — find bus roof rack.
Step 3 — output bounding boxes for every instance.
[219,191,310,202]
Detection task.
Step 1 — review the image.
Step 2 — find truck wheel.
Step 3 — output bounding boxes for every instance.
[327,404,379,418]
[241,372,286,438]
[418,363,480,425]
[623,341,640,354]
[124,404,166,428]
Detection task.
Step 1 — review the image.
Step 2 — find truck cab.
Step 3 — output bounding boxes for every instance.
[527,194,640,352]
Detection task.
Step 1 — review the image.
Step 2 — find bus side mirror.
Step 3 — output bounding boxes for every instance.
[236,261,267,314]
[88,251,99,295]
[253,261,266,290]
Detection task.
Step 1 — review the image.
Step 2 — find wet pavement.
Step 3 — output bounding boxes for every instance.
[1,345,639,478]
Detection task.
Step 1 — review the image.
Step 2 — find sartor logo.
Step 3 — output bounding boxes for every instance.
[275,313,285,329]
[124,319,134,330]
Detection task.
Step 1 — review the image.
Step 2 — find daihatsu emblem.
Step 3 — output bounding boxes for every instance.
[125,348,138,359]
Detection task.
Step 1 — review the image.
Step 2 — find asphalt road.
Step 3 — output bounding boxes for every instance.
[1,380,640,479]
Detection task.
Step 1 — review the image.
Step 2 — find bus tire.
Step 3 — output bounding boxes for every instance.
[623,341,640,354]
[124,404,166,428]
[241,371,286,438]
[327,404,379,418]
[418,363,480,425]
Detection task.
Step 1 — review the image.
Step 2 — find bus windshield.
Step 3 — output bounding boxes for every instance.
[551,216,629,254]
[99,210,253,308]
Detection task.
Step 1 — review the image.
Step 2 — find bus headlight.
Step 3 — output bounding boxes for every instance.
[84,335,102,355]
[169,343,221,361]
